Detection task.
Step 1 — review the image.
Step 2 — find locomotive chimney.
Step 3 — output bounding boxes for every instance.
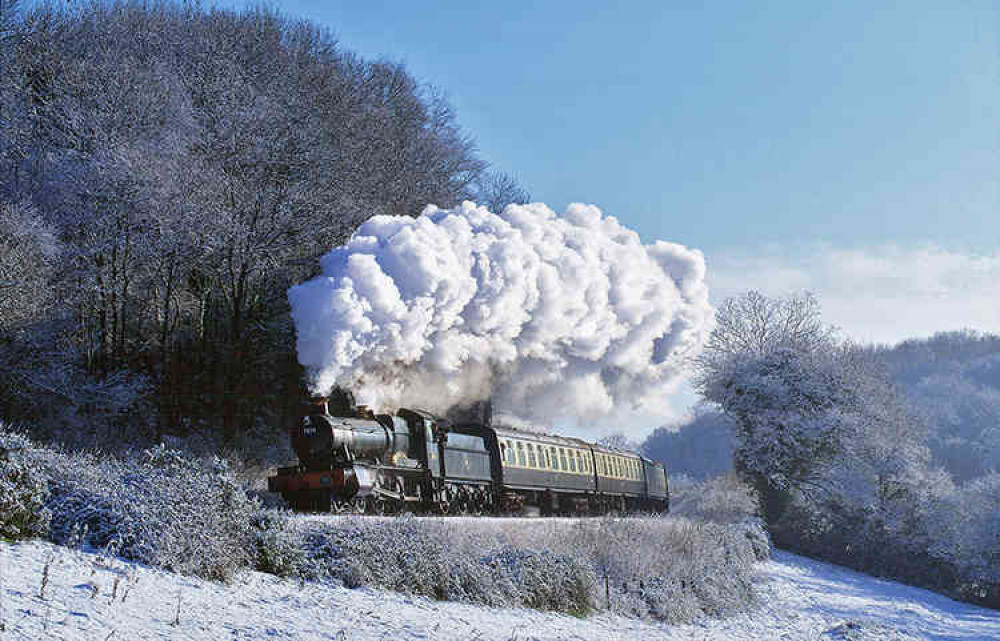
[309,395,329,415]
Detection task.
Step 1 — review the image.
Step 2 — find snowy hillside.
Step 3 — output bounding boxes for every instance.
[1,540,996,641]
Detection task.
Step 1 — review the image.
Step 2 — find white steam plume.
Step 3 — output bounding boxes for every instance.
[289,202,713,426]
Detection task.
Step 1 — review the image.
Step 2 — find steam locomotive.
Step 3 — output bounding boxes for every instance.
[268,392,669,515]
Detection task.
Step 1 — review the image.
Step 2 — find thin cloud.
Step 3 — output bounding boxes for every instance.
[707,244,1000,345]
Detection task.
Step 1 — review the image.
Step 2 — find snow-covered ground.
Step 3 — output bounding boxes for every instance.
[1,539,997,641]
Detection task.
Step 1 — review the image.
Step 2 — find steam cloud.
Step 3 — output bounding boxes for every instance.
[289,202,713,426]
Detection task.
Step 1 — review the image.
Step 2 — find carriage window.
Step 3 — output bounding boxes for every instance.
[559,448,568,471]
[550,447,558,470]
[527,443,537,468]
[501,441,509,464]
[516,441,526,467]
[574,451,583,474]
[545,448,553,469]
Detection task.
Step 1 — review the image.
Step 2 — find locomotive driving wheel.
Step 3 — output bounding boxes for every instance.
[436,485,452,514]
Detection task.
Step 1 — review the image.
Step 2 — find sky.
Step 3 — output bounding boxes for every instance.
[237,0,1000,345]
[216,1,999,433]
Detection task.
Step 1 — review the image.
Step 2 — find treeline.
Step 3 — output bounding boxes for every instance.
[867,331,1000,482]
[651,329,1000,486]
[651,292,999,608]
[0,0,527,447]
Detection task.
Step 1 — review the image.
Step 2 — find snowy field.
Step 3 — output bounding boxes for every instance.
[1,540,997,641]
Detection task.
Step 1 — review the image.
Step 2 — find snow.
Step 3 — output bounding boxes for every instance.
[1,540,997,641]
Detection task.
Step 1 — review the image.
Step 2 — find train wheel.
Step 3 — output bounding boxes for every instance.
[368,496,387,516]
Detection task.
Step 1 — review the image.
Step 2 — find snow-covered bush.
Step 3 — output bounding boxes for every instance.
[294,516,596,615]
[39,445,258,581]
[569,516,759,622]
[0,428,50,540]
[286,514,763,622]
[672,474,760,525]
[252,509,305,578]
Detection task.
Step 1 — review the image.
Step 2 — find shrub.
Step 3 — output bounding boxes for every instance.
[570,516,759,622]
[40,444,259,581]
[292,516,596,615]
[286,513,764,623]
[253,509,305,577]
[671,474,770,562]
[0,429,50,540]
[672,474,760,525]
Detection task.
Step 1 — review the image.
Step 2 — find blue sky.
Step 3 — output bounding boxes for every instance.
[256,1,997,258]
[218,1,999,432]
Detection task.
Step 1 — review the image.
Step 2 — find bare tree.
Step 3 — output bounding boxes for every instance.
[471,170,531,213]
[699,290,837,366]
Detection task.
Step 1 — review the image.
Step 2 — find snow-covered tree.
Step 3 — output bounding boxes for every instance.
[696,292,929,541]
[0,0,507,443]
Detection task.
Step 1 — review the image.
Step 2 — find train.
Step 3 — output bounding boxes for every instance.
[268,391,669,515]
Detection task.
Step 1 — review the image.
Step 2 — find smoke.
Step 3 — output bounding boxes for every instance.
[289,201,713,428]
